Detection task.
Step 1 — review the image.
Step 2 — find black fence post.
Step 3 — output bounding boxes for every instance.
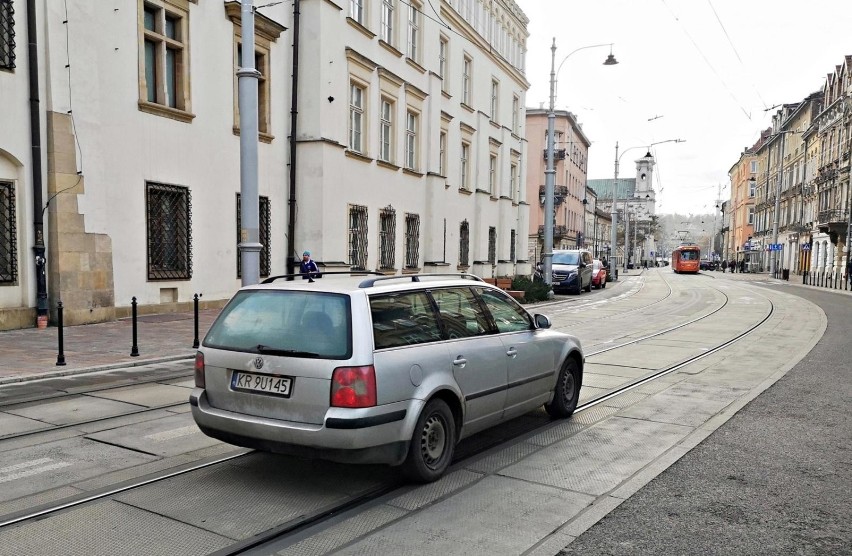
[192,293,202,349]
[56,301,66,366]
[130,296,139,357]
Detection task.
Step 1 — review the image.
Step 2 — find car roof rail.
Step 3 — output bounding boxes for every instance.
[358,273,485,288]
[260,271,385,284]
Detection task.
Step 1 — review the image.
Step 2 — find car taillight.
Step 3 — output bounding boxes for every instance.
[194,352,205,388]
[330,365,377,408]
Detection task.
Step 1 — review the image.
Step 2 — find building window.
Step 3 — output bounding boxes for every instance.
[512,95,519,134]
[438,37,447,84]
[406,1,420,61]
[405,111,418,170]
[488,227,496,264]
[405,213,420,268]
[349,82,365,153]
[460,142,470,190]
[510,229,516,262]
[0,0,15,70]
[749,160,757,173]
[379,206,396,270]
[490,79,498,121]
[349,0,364,24]
[380,0,394,44]
[139,0,189,113]
[236,194,271,278]
[459,220,470,267]
[748,207,754,225]
[236,44,270,136]
[462,55,471,105]
[509,163,517,200]
[146,182,192,280]
[380,99,393,163]
[0,181,16,284]
[439,131,447,176]
[349,204,368,270]
[489,155,497,195]
[749,179,755,197]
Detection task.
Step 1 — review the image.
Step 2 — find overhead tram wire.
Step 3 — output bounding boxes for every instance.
[659,0,753,121]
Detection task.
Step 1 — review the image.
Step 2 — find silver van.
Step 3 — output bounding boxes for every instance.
[190,273,583,482]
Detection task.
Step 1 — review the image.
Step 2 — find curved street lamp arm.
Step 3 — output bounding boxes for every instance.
[556,42,614,76]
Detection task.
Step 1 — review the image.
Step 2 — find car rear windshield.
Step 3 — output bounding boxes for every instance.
[552,252,579,265]
[680,250,699,260]
[203,290,351,359]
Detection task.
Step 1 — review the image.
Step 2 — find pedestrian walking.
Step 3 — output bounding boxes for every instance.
[300,250,321,281]
[721,260,728,273]
[740,259,746,273]
[846,256,852,286]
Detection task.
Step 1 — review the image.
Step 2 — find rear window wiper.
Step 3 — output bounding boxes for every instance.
[256,344,320,357]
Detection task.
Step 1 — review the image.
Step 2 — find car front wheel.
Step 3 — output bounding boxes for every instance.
[545,358,581,418]
[402,399,456,482]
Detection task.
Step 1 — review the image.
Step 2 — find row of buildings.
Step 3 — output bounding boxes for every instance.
[722,56,851,276]
[0,0,647,331]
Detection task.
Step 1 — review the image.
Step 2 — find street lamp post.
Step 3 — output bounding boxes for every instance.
[543,39,617,293]
[611,139,684,275]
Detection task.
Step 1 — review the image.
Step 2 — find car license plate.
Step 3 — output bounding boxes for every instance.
[231,371,293,397]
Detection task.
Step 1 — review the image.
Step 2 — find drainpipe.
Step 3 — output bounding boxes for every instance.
[286,0,300,277]
[27,0,47,327]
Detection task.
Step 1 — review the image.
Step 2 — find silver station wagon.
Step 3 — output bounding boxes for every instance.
[190,273,584,482]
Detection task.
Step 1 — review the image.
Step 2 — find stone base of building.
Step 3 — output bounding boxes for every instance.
[0,307,38,331]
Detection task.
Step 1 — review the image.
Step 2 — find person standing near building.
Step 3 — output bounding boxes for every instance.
[300,250,320,280]
[721,260,728,273]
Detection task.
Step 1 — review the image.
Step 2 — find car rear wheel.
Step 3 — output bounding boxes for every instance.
[402,399,456,482]
[545,358,581,418]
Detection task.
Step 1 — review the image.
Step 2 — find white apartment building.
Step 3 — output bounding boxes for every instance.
[0,0,530,330]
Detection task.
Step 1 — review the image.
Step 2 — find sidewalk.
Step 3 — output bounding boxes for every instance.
[0,308,222,385]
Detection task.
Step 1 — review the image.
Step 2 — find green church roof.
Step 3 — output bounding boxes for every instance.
[587,179,636,200]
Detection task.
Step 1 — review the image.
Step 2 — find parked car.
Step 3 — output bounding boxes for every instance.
[549,249,594,294]
[591,259,607,289]
[191,273,584,483]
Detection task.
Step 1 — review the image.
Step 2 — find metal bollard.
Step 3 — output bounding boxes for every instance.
[130,296,139,357]
[56,301,66,366]
[192,293,202,348]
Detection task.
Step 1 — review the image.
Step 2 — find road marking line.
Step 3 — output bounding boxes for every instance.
[145,425,198,442]
[0,460,72,483]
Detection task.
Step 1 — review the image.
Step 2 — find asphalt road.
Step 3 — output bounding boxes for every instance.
[559,283,852,556]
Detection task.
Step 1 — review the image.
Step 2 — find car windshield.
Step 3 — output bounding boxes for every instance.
[552,252,579,265]
[680,250,700,261]
[203,290,351,358]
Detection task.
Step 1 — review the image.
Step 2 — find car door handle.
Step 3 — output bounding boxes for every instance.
[506,347,518,357]
[453,357,467,367]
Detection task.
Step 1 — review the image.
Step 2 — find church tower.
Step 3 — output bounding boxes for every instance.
[635,152,656,216]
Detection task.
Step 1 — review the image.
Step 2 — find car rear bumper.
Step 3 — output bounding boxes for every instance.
[190,389,422,465]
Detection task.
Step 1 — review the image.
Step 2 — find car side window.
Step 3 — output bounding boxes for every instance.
[431,287,492,339]
[370,291,441,349]
[475,288,533,333]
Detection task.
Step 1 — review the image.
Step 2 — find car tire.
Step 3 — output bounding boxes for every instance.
[544,358,581,419]
[402,398,456,482]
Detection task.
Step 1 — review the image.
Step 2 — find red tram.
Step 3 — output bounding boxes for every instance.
[671,243,701,273]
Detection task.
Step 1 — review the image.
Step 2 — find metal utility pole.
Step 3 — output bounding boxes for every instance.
[238,0,262,286]
[542,38,557,294]
[610,142,619,276]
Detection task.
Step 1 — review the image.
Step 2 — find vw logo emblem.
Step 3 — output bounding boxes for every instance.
[253,357,264,370]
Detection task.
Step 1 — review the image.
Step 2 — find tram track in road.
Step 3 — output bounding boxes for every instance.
[0,284,777,555]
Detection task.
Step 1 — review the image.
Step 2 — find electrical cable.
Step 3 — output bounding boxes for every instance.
[62,0,83,176]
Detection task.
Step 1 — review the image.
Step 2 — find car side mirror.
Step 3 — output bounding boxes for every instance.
[534,314,551,329]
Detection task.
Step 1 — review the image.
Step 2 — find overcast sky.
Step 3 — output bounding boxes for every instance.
[515,0,851,216]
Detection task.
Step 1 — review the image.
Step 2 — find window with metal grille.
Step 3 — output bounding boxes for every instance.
[510,229,516,262]
[405,213,420,268]
[379,206,396,270]
[488,227,496,264]
[0,181,17,284]
[146,182,192,280]
[459,220,469,267]
[349,204,368,270]
[236,194,271,278]
[0,0,15,70]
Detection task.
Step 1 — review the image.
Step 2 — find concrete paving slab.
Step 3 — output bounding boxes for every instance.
[336,475,595,556]
[616,382,748,427]
[0,427,83,454]
[74,408,178,434]
[578,385,608,403]
[583,373,635,389]
[589,344,701,370]
[581,362,659,380]
[0,485,84,517]
[500,417,691,496]
[0,412,45,435]
[162,378,195,388]
[84,413,220,457]
[4,395,143,426]
[0,499,231,556]
[463,441,542,474]
[116,452,389,540]
[0,436,157,502]
[388,469,483,511]
[84,383,191,407]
